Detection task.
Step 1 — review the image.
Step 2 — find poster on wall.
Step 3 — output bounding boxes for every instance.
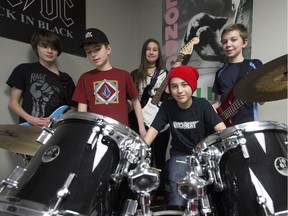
[162,0,253,101]
[0,0,86,57]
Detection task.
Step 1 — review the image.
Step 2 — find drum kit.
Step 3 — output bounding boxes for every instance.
[0,54,287,216]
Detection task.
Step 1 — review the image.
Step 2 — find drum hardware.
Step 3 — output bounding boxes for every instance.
[87,125,101,146]
[196,128,254,192]
[126,143,160,216]
[177,155,213,216]
[128,143,159,194]
[120,199,139,216]
[37,125,55,145]
[0,166,26,194]
[138,194,152,216]
[50,173,76,214]
[239,137,249,158]
[257,196,272,216]
[0,196,49,215]
[196,146,224,192]
[111,139,146,183]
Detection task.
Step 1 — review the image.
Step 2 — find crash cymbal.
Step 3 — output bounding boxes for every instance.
[234,54,287,102]
[0,125,42,156]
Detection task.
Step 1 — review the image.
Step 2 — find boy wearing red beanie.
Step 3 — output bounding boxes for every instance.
[144,65,226,206]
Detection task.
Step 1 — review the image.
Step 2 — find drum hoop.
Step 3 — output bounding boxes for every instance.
[0,196,48,215]
[51,112,142,142]
[196,121,287,149]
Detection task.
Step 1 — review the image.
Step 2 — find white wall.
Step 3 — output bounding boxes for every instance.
[0,0,287,179]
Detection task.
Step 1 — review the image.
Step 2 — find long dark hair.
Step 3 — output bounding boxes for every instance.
[133,38,163,88]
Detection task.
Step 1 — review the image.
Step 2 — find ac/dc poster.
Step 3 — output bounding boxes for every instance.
[0,0,86,57]
[162,0,253,101]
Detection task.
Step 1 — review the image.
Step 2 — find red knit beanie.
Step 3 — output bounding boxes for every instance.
[168,66,199,93]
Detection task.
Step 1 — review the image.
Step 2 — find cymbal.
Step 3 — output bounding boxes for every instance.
[0,125,42,156]
[234,54,287,102]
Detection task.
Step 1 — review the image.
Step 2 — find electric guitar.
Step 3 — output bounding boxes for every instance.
[20,105,69,126]
[216,89,245,127]
[142,37,200,128]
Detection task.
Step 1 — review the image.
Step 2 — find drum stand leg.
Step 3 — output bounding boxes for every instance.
[184,199,199,216]
[184,195,212,216]
[139,193,152,216]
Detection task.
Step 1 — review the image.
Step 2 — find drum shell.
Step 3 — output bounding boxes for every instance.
[200,121,288,216]
[8,113,129,215]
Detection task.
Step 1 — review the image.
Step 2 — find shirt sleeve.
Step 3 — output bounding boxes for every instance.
[6,64,27,90]
[151,100,169,132]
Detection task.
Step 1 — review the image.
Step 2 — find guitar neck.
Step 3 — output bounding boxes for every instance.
[219,99,245,121]
[149,37,199,105]
[150,54,186,105]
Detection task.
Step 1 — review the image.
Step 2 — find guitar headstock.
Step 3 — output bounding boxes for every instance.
[180,37,200,56]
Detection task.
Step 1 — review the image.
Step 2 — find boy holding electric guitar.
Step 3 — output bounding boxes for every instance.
[212,23,263,127]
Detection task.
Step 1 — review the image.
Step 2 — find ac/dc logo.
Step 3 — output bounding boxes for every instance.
[5,0,75,27]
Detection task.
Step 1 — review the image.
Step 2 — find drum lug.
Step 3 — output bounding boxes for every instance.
[87,126,101,148]
[37,126,54,145]
[239,137,250,159]
[0,166,26,194]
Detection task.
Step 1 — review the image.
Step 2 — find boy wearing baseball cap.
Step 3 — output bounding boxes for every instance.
[144,65,226,206]
[72,28,146,137]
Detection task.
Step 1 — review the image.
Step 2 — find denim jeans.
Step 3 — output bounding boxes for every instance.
[167,154,190,207]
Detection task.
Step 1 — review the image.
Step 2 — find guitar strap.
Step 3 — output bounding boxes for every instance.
[237,59,250,83]
[149,69,160,90]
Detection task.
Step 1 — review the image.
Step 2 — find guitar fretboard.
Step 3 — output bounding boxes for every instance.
[219,99,245,121]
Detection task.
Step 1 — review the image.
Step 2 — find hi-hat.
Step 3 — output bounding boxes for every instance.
[234,54,287,102]
[0,125,41,156]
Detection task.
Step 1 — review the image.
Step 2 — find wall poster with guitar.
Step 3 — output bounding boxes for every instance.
[162,0,253,102]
